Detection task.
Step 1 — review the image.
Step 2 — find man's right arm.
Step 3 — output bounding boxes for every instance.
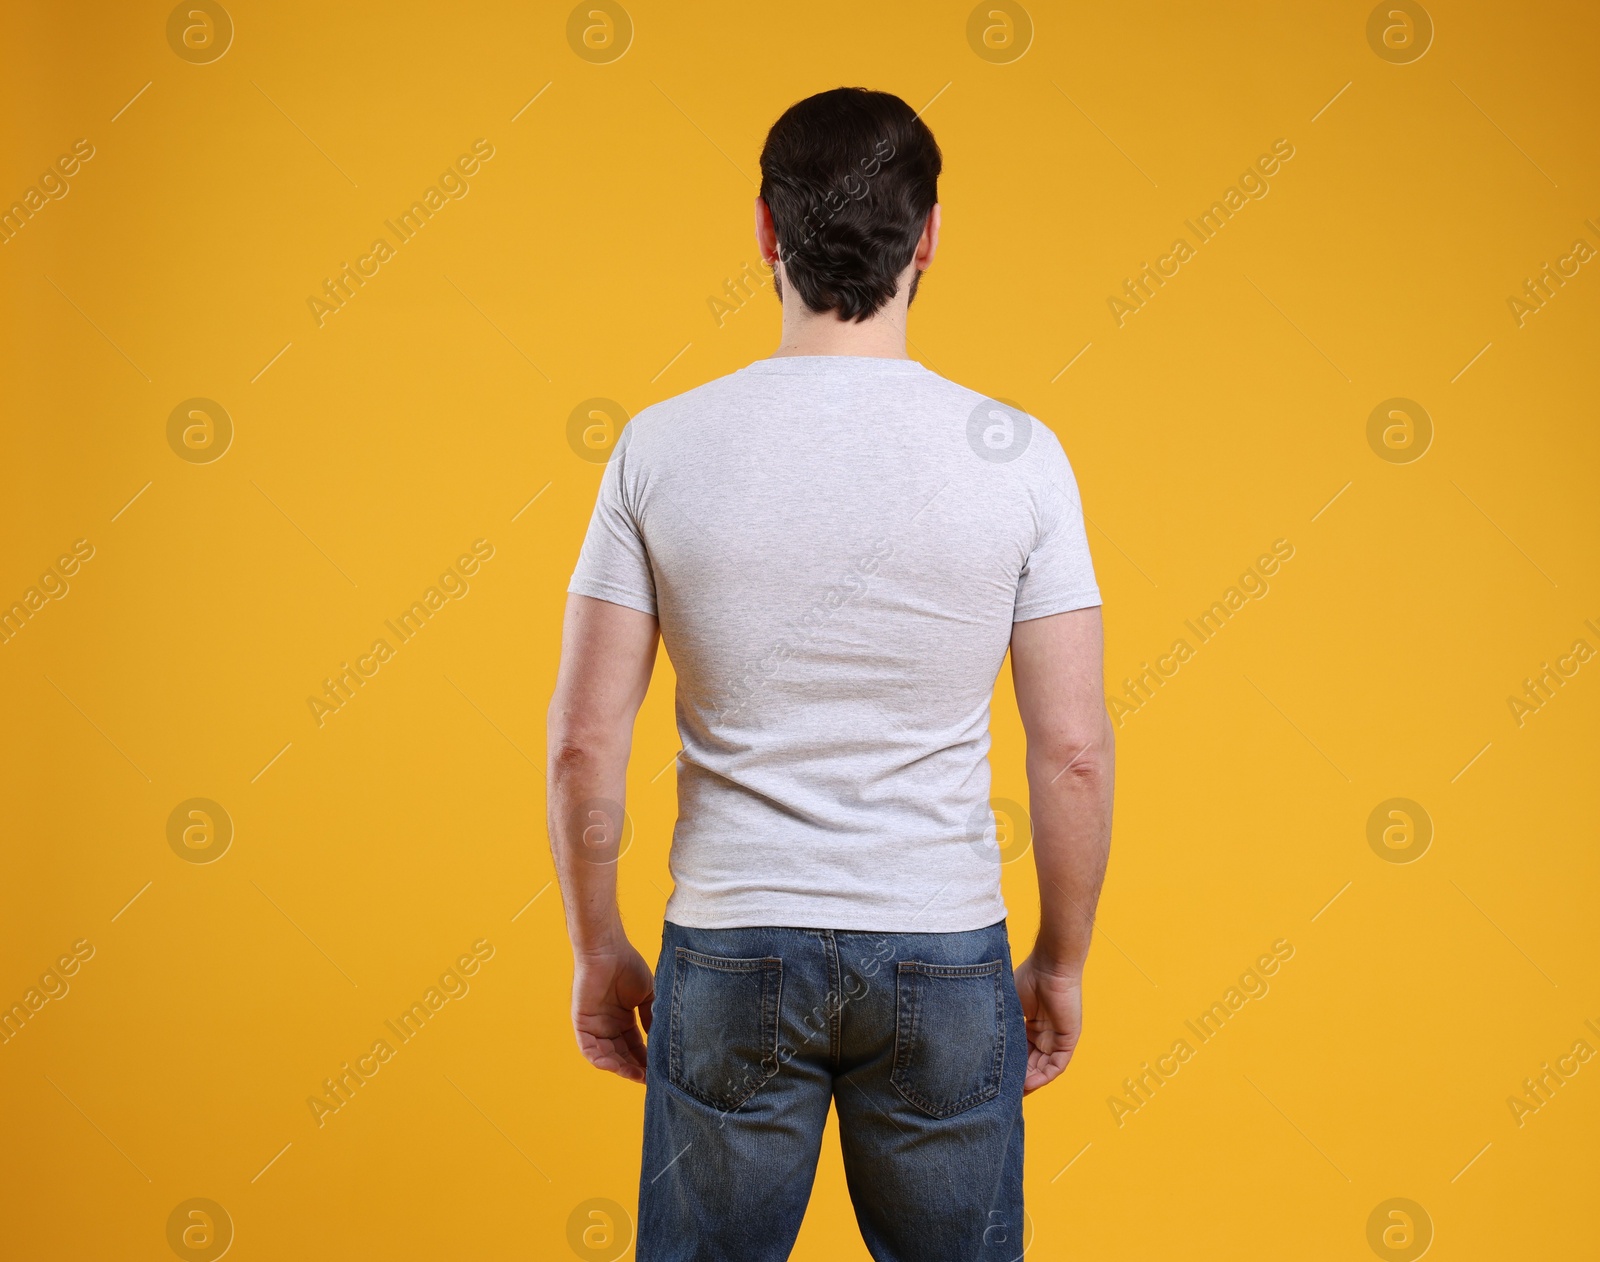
[1008,606,1115,1093]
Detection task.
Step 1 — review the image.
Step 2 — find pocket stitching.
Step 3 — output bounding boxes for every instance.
[668,948,783,1112]
[890,960,1006,1120]
[676,946,780,974]
[903,960,1003,979]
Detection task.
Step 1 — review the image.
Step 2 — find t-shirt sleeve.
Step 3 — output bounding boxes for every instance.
[567,432,658,617]
[1013,429,1102,622]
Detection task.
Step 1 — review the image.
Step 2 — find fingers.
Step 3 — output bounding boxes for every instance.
[1026,1029,1079,1072]
[589,1052,645,1084]
[1023,1047,1070,1094]
[580,1030,648,1083]
[577,1009,650,1082]
[1023,1003,1078,1094]
[622,1024,649,1073]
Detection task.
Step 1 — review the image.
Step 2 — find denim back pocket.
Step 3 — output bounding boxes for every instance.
[668,948,783,1112]
[890,959,1005,1119]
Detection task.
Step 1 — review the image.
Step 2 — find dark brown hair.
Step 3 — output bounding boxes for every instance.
[758,88,942,322]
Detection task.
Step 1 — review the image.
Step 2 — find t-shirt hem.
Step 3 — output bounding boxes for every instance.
[566,577,657,617]
[1013,587,1103,622]
[662,892,1010,935]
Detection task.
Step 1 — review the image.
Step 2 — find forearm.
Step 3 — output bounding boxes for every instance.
[1025,721,1115,971]
[546,738,632,955]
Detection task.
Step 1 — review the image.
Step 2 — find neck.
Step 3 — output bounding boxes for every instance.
[771,296,912,359]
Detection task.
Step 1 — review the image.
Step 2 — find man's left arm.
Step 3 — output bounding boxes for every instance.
[547,592,661,1083]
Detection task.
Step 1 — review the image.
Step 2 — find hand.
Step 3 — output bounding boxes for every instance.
[1013,954,1083,1094]
[572,942,654,1084]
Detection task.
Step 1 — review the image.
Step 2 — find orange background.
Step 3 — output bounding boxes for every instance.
[2,1,1596,1258]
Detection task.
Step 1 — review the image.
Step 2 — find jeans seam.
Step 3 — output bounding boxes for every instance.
[668,950,685,1091]
[767,962,784,1091]
[823,929,841,1067]
[991,969,1007,1106]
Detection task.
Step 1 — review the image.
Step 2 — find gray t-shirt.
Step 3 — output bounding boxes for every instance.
[568,355,1100,932]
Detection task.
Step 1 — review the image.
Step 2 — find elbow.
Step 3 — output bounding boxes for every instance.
[548,737,600,779]
[546,709,628,776]
[1029,717,1114,784]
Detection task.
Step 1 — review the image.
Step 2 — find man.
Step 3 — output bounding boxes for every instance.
[548,87,1114,1261]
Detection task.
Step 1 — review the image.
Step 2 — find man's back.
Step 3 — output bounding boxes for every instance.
[570,354,1100,930]
[548,86,1114,1262]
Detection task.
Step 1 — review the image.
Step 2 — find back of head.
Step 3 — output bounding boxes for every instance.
[758,87,942,323]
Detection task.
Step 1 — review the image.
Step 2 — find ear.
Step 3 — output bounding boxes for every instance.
[914,203,941,271]
[754,196,780,266]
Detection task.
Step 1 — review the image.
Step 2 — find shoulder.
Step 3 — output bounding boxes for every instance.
[617,367,757,455]
[907,365,1003,416]
[925,369,1077,483]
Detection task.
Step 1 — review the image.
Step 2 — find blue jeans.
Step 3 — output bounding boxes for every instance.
[637,919,1027,1261]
